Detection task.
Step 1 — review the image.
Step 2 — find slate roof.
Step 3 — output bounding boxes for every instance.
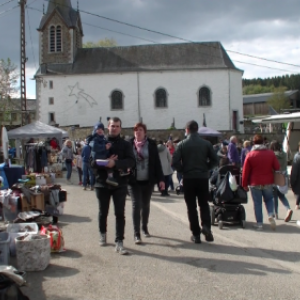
[38,0,79,30]
[243,90,299,104]
[36,42,242,76]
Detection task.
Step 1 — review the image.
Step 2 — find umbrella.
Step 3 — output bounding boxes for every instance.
[198,126,222,137]
[1,127,9,160]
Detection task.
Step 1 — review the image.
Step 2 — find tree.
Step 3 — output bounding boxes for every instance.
[83,38,118,48]
[267,86,290,113]
[0,58,19,125]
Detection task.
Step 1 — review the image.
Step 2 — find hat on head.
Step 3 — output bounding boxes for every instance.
[94,122,105,131]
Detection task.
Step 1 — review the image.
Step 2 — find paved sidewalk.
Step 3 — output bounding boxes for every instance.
[15,176,300,300]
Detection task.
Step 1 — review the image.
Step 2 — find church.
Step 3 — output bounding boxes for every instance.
[35,0,244,132]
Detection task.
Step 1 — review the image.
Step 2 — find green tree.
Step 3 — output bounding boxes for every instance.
[83,38,118,48]
[0,58,18,125]
[267,86,290,113]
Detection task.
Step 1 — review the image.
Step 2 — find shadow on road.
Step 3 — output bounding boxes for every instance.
[59,214,92,223]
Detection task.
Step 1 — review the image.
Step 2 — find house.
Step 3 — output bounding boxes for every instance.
[35,0,244,132]
[243,90,300,116]
[0,98,37,128]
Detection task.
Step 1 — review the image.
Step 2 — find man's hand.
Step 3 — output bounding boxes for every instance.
[106,155,118,168]
[243,186,249,192]
[159,181,165,191]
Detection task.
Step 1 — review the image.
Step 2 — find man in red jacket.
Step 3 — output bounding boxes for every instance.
[242,134,280,231]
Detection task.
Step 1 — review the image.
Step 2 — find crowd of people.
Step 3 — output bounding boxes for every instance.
[59,118,300,254]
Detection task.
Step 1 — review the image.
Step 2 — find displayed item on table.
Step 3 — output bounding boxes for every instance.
[40,224,65,253]
[18,211,41,221]
[15,234,51,272]
[0,232,10,265]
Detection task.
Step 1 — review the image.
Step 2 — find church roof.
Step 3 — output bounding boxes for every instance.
[36,42,242,75]
[38,0,79,30]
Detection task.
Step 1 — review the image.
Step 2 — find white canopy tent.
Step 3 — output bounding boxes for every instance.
[7,121,68,144]
[261,112,300,124]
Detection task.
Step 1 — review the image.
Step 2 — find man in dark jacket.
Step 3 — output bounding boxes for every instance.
[291,143,300,210]
[93,117,136,255]
[172,120,218,244]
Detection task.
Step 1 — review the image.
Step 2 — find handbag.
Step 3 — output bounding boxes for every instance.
[274,171,285,187]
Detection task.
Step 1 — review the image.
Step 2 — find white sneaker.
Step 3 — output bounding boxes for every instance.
[268,217,276,231]
[253,224,263,231]
[115,240,128,255]
[296,221,300,227]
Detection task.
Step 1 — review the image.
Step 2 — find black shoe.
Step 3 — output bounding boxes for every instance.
[134,233,142,244]
[142,226,150,237]
[191,235,201,244]
[201,226,214,242]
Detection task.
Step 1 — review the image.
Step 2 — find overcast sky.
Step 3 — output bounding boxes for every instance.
[0,0,299,98]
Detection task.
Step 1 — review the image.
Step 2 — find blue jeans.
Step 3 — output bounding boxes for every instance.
[250,186,274,225]
[82,161,95,187]
[273,187,290,215]
[65,161,72,180]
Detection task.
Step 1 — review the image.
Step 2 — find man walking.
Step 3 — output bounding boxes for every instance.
[92,117,136,254]
[227,136,240,167]
[172,120,218,243]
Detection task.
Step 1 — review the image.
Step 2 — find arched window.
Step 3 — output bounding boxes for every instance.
[50,26,55,52]
[56,26,62,52]
[155,88,167,108]
[111,91,123,110]
[199,87,211,106]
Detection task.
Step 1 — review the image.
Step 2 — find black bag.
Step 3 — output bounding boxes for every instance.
[65,159,72,163]
[233,186,248,204]
[216,172,234,202]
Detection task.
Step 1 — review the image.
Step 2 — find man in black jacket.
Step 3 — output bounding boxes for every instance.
[93,117,136,255]
[172,120,218,244]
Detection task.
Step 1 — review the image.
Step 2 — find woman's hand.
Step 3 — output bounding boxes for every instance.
[159,181,165,191]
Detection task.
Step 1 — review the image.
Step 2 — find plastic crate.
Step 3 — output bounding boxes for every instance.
[7,223,39,256]
[0,232,10,265]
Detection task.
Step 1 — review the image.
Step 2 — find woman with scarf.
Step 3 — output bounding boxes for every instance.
[128,123,165,244]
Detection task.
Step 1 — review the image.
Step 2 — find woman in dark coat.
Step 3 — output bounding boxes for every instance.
[128,123,165,244]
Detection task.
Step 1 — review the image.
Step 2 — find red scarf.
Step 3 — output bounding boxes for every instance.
[134,138,147,160]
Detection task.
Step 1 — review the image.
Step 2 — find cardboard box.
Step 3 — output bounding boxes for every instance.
[20,192,45,211]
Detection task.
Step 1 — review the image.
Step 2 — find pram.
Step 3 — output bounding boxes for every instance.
[209,165,248,229]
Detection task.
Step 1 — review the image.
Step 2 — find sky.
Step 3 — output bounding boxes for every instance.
[0,0,299,99]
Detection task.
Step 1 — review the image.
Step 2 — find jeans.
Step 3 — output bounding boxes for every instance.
[176,172,183,185]
[183,178,211,236]
[82,162,95,187]
[273,186,290,214]
[296,194,300,206]
[128,182,154,235]
[162,175,170,195]
[250,186,274,225]
[77,167,82,183]
[95,186,127,242]
[65,161,72,180]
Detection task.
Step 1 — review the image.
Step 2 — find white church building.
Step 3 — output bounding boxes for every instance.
[35,0,244,132]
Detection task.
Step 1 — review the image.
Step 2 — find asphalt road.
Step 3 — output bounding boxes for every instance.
[18,175,300,300]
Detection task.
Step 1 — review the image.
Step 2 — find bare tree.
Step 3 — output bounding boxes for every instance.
[267,86,290,113]
[83,38,118,48]
[0,58,19,126]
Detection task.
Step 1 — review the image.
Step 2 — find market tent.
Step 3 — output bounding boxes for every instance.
[7,121,68,144]
[198,126,222,137]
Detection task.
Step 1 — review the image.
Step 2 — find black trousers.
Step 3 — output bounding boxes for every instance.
[128,182,154,235]
[95,186,127,242]
[183,178,211,236]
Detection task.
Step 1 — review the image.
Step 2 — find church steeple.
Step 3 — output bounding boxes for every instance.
[38,0,83,65]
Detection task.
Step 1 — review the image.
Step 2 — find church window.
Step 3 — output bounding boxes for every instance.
[155,88,167,108]
[49,97,54,105]
[111,91,123,110]
[50,26,55,52]
[56,26,62,52]
[199,87,211,106]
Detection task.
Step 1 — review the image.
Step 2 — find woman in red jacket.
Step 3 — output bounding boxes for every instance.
[242,134,280,231]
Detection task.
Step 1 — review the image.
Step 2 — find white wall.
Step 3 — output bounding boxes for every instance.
[38,68,243,130]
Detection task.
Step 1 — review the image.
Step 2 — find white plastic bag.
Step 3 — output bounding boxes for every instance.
[229,172,238,191]
[277,174,288,194]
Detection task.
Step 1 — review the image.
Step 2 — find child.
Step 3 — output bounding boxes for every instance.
[75,148,83,186]
[88,122,118,186]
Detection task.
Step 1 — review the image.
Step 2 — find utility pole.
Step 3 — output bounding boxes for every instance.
[20,0,27,126]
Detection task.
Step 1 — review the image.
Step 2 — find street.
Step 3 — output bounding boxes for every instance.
[20,176,300,300]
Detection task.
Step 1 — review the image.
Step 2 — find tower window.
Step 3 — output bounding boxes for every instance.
[155,88,167,108]
[49,25,62,53]
[199,87,211,106]
[49,97,54,105]
[49,81,53,89]
[111,91,123,110]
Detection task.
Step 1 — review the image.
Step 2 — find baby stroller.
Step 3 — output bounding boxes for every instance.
[209,165,248,229]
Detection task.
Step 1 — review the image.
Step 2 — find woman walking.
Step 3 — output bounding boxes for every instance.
[128,123,165,244]
[269,141,293,221]
[242,134,280,231]
[62,139,74,183]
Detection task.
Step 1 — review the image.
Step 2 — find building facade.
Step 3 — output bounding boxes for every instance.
[35,0,244,132]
